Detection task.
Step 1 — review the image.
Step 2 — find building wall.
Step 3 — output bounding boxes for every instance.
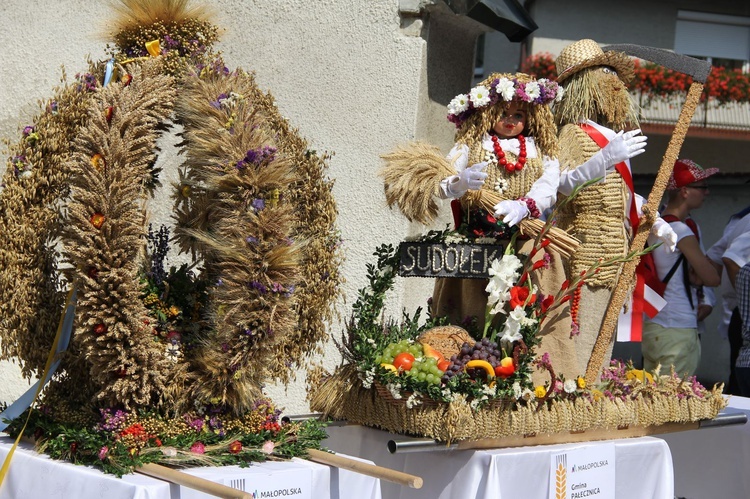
[0,0,483,414]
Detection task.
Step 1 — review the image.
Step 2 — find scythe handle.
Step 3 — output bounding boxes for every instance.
[584,79,706,385]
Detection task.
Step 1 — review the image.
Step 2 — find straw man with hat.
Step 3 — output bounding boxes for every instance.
[642,159,721,376]
[552,39,677,375]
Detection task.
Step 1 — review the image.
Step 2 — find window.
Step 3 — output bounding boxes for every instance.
[675,11,750,72]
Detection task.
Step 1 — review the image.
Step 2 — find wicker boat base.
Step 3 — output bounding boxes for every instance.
[310,365,727,444]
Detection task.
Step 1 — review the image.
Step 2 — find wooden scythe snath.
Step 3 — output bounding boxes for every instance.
[584,46,713,385]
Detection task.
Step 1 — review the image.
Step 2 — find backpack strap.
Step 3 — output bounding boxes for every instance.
[660,214,694,308]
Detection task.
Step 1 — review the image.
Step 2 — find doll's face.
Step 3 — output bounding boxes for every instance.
[492,101,527,138]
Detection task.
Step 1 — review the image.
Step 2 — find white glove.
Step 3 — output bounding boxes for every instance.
[600,129,647,167]
[558,129,647,195]
[493,199,529,227]
[652,217,678,252]
[445,161,488,197]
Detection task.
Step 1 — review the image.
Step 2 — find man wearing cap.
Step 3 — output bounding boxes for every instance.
[641,159,721,376]
[552,39,677,376]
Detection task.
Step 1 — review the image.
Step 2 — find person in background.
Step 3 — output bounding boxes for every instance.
[707,203,750,394]
[641,159,721,376]
[732,262,750,396]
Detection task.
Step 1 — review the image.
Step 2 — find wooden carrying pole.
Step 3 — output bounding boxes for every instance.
[584,45,713,385]
[307,448,424,489]
[137,463,251,499]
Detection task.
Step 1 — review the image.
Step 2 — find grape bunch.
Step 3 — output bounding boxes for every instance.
[404,356,444,385]
[374,340,422,365]
[441,338,503,383]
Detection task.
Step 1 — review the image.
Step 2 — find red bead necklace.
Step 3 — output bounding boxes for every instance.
[492,135,526,173]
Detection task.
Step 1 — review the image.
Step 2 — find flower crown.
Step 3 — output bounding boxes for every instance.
[447,77,564,127]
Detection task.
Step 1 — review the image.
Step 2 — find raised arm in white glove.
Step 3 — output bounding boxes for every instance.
[493,199,529,227]
[558,129,647,195]
[651,217,678,252]
[443,161,489,198]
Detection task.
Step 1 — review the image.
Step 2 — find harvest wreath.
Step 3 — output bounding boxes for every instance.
[0,0,341,475]
[310,228,726,443]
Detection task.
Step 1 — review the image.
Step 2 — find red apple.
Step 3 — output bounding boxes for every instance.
[494,357,515,378]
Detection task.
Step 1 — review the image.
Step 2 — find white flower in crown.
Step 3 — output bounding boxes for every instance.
[495,78,515,101]
[524,81,541,102]
[448,93,469,115]
[499,306,525,346]
[469,85,491,107]
[555,85,565,102]
[488,255,522,284]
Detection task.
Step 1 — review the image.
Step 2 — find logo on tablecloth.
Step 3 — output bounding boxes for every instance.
[555,454,567,499]
[251,488,304,498]
[549,443,615,499]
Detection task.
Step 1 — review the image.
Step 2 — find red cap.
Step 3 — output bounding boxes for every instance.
[667,159,719,190]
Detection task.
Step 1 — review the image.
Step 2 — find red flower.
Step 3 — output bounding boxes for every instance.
[509,285,536,309]
[228,440,243,454]
[540,294,555,314]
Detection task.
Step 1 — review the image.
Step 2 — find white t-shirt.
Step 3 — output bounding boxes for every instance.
[646,221,698,329]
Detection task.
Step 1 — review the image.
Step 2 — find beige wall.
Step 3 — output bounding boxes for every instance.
[0,1,483,415]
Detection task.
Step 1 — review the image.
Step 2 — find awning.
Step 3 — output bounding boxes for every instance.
[444,0,538,41]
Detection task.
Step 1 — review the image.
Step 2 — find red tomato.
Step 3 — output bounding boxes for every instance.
[392,352,416,372]
[494,357,515,378]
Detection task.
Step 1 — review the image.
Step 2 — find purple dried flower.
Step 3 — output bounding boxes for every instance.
[251,198,266,212]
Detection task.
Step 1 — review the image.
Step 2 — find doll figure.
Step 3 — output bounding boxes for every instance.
[552,39,677,375]
[430,72,563,330]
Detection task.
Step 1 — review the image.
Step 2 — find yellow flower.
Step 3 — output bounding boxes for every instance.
[168,305,181,318]
[576,376,586,389]
[591,389,603,402]
[625,369,654,384]
[534,385,547,398]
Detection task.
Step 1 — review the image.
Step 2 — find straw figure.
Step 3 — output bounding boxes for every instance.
[552,39,677,375]
[382,72,582,379]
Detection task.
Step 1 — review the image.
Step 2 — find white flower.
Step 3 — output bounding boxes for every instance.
[475,237,497,245]
[387,383,403,400]
[521,388,536,402]
[19,170,33,179]
[488,255,522,282]
[448,94,469,114]
[445,233,467,244]
[520,315,538,327]
[564,379,578,393]
[555,85,565,102]
[499,306,525,346]
[165,343,181,361]
[262,441,276,454]
[481,384,496,396]
[406,392,423,409]
[495,78,515,101]
[524,82,541,101]
[512,382,522,399]
[360,369,375,389]
[161,447,178,457]
[469,85,491,107]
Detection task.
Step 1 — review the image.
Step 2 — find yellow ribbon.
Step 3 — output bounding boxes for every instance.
[0,288,76,492]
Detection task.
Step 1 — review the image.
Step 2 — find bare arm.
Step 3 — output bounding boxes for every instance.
[677,235,720,287]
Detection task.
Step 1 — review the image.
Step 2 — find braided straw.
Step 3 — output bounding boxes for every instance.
[584,81,706,384]
[310,365,726,443]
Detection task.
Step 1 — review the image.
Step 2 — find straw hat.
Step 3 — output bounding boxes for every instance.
[555,39,634,84]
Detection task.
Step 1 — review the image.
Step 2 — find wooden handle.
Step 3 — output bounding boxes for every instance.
[137,462,252,499]
[307,448,423,489]
[584,81,705,385]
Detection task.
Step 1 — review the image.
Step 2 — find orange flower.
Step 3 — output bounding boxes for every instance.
[228,440,243,454]
[509,285,536,309]
[90,212,105,229]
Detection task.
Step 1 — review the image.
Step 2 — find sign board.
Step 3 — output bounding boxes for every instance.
[398,241,505,279]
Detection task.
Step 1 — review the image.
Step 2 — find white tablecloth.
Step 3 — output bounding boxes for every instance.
[659,395,750,498]
[324,425,674,499]
[0,437,381,499]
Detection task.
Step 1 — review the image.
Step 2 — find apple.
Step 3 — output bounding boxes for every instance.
[421,343,445,363]
[392,352,416,372]
[494,357,515,378]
